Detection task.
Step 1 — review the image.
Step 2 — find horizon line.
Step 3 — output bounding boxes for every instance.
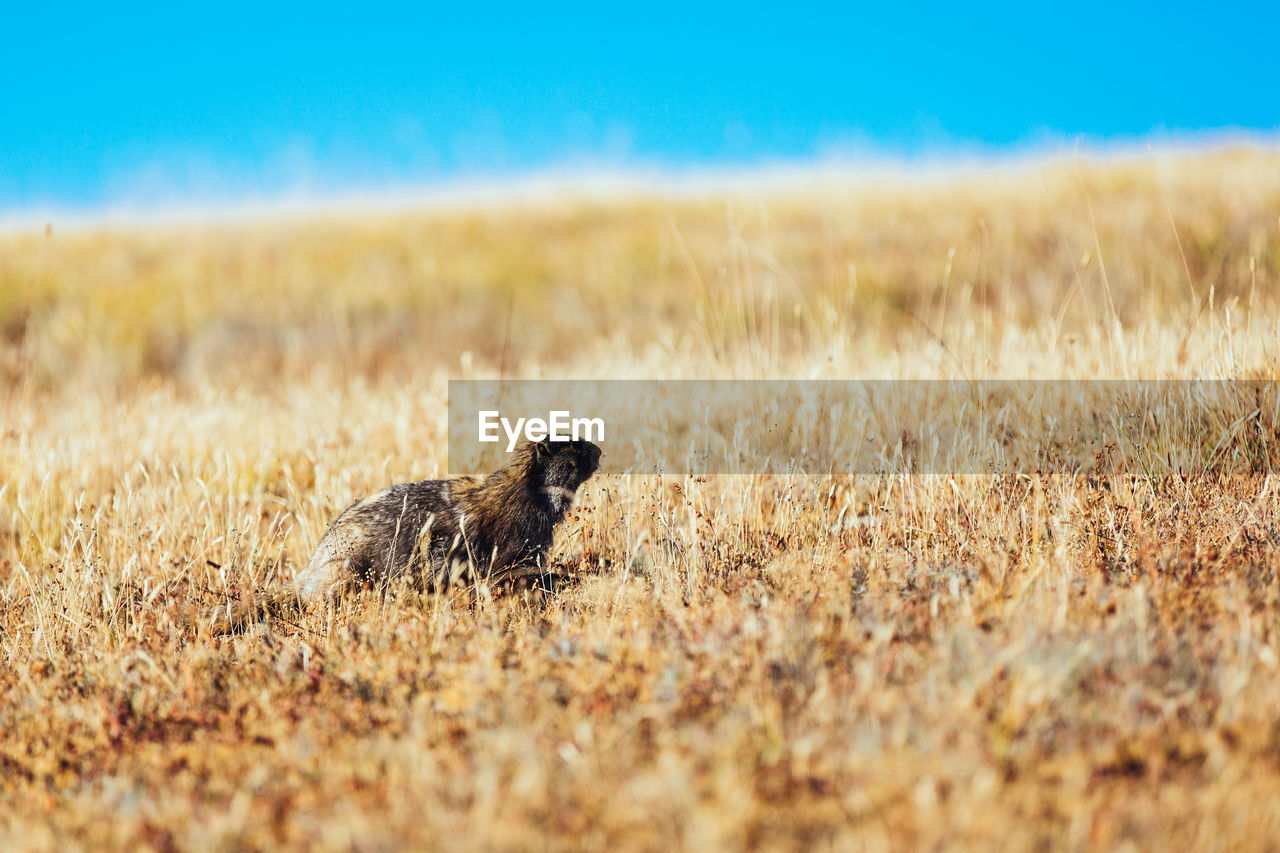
[3,130,1277,233]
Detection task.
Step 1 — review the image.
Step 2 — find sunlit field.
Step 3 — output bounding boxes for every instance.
[4,148,1280,850]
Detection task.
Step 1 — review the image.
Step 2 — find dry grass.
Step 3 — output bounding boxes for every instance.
[3,148,1280,850]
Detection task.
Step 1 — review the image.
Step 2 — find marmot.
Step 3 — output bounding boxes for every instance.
[208,439,601,632]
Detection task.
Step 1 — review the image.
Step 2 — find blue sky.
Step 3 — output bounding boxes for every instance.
[3,2,1277,211]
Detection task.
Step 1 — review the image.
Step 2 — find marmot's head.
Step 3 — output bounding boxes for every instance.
[520,439,601,513]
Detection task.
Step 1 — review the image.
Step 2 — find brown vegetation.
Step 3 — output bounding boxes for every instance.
[2,148,1280,850]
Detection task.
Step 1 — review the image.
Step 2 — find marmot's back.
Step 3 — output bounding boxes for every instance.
[292,478,464,599]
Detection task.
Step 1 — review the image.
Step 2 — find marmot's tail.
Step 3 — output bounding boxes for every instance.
[202,549,342,634]
[202,588,304,635]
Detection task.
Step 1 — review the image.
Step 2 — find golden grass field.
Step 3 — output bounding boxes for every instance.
[3,148,1280,850]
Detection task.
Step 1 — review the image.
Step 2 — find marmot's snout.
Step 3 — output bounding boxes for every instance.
[572,440,602,482]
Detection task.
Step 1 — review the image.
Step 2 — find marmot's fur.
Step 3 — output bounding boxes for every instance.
[208,439,601,631]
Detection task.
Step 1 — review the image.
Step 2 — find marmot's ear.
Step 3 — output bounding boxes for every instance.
[529,439,552,461]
